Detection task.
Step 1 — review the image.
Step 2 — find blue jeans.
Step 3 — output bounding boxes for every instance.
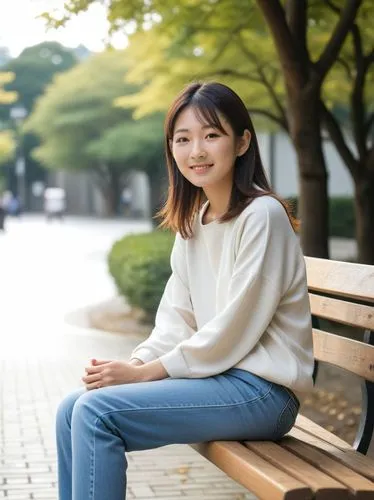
[56,369,299,500]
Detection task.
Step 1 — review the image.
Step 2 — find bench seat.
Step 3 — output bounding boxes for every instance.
[192,414,374,499]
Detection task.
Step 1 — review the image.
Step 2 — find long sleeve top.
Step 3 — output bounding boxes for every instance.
[131,195,314,397]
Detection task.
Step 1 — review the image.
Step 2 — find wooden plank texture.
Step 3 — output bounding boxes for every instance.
[245,441,349,499]
[290,425,374,481]
[280,436,374,499]
[309,293,374,330]
[191,441,313,500]
[295,415,354,451]
[312,328,374,381]
[305,257,374,302]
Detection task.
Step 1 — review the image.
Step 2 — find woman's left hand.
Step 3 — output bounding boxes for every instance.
[82,359,139,390]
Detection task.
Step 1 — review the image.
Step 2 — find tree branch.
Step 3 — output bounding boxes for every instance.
[315,0,362,84]
[209,22,251,64]
[199,68,263,83]
[320,103,359,178]
[256,0,305,90]
[364,112,374,140]
[336,57,353,80]
[285,0,309,78]
[350,23,367,159]
[367,146,374,174]
[324,3,372,154]
[235,35,288,127]
[325,0,341,14]
[247,108,288,131]
[366,48,374,65]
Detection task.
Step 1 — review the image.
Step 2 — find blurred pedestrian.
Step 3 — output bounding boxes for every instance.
[121,185,132,217]
[0,195,6,231]
[44,187,66,221]
[7,194,21,217]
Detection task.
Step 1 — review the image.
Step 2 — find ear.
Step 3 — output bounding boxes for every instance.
[237,129,251,157]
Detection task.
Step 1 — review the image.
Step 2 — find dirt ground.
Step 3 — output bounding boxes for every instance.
[88,299,364,446]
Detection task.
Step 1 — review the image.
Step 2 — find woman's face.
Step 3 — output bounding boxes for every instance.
[171,106,250,190]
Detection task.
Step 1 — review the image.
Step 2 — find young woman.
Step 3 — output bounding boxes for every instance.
[56,81,314,500]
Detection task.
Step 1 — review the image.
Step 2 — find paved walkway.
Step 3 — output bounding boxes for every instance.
[0,325,255,500]
[0,216,255,500]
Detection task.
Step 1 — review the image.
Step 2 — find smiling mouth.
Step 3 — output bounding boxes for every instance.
[190,164,213,172]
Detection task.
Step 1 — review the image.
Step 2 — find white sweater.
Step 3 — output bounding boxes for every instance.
[131,196,314,397]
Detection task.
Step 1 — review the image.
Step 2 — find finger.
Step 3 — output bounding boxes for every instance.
[85,380,103,391]
[92,359,111,366]
[82,373,102,384]
[85,365,104,374]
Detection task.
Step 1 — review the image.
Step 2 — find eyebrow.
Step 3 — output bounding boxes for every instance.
[174,124,216,134]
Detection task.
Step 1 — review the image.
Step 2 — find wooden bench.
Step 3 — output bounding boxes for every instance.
[192,257,374,499]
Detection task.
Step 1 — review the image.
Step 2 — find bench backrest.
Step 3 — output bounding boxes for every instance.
[304,256,374,454]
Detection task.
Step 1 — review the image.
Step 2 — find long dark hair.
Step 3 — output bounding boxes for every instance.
[158,81,297,238]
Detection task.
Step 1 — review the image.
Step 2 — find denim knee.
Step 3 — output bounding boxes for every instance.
[70,389,102,428]
[56,389,85,431]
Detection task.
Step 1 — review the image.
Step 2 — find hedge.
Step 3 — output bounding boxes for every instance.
[287,196,355,238]
[108,230,174,322]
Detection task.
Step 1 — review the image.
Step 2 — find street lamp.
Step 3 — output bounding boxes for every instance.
[10,105,28,210]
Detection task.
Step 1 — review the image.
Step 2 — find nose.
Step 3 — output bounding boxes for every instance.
[190,140,207,160]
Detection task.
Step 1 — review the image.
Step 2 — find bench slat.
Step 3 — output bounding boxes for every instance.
[295,415,353,451]
[280,436,374,499]
[312,328,374,381]
[191,441,313,500]
[309,293,374,330]
[290,425,374,481]
[245,441,349,499]
[305,257,374,302]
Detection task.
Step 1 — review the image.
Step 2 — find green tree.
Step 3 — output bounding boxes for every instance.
[0,130,15,164]
[44,0,374,261]
[24,50,165,215]
[0,72,17,188]
[0,72,17,105]
[1,42,77,115]
[0,42,78,205]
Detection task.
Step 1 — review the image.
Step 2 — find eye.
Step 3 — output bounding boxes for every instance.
[206,132,220,139]
[175,136,188,143]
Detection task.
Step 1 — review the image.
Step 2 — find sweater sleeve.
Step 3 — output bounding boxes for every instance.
[130,233,197,364]
[159,201,293,378]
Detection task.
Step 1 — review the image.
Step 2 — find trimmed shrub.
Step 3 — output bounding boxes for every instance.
[108,230,174,322]
[329,197,355,238]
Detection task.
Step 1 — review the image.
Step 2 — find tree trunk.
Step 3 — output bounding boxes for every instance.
[96,165,122,217]
[354,171,374,264]
[289,92,330,258]
[102,186,117,216]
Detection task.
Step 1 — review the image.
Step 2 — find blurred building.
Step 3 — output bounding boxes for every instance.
[43,169,150,217]
[258,132,354,197]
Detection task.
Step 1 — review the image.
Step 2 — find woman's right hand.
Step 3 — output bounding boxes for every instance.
[83,358,145,389]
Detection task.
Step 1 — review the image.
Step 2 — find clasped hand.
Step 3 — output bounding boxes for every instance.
[82,358,139,390]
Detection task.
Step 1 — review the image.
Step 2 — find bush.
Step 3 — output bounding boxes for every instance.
[329,197,355,238]
[108,230,174,322]
[287,197,355,238]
